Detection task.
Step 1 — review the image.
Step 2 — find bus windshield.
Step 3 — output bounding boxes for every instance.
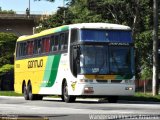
[79,45,134,75]
[109,46,132,74]
[80,45,108,74]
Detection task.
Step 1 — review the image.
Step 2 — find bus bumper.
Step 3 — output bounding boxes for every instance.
[71,83,135,96]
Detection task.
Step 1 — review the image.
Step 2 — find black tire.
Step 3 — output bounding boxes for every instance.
[23,84,29,100]
[28,83,43,100]
[28,83,34,100]
[108,96,118,103]
[62,81,76,103]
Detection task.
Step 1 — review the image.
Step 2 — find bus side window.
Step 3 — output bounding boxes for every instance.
[71,28,79,43]
[34,39,38,54]
[27,41,34,56]
[20,42,26,57]
[42,38,45,53]
[20,43,23,57]
[18,43,22,57]
[22,42,27,57]
[64,32,69,50]
[50,36,55,52]
[42,37,50,53]
[45,37,50,53]
[31,41,34,55]
[55,35,59,51]
[60,33,65,50]
[27,42,29,55]
[37,39,42,54]
[19,43,22,57]
[16,43,19,58]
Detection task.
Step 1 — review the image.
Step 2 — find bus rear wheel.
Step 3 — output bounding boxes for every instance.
[23,84,29,100]
[28,83,43,100]
[28,83,34,100]
[62,82,76,103]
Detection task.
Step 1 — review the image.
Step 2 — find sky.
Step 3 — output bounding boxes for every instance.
[0,0,64,14]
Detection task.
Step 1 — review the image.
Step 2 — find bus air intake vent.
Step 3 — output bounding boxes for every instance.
[96,80,122,83]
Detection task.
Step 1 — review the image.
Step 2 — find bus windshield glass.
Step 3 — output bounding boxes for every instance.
[109,46,132,74]
[79,45,134,75]
[80,45,108,74]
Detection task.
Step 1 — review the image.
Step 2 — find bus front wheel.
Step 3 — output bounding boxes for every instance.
[62,82,76,103]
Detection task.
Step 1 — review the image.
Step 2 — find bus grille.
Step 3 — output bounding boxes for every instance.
[96,80,122,83]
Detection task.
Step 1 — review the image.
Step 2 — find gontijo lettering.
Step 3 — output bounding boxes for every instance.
[28,59,43,68]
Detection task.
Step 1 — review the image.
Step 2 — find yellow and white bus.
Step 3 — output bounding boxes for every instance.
[14,23,135,103]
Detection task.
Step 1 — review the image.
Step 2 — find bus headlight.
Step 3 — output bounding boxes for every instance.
[125,87,133,90]
[84,87,94,94]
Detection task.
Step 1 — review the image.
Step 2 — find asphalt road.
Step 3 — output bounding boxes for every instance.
[0,96,160,120]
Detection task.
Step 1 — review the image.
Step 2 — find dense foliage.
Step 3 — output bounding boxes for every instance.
[0,33,17,75]
[0,7,16,14]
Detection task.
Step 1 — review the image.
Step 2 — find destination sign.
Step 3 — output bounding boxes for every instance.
[109,43,130,46]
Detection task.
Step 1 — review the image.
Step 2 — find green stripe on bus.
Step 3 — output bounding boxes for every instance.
[42,55,61,87]
[55,26,69,33]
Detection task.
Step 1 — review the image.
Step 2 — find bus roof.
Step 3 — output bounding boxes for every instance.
[69,23,131,30]
[17,23,131,42]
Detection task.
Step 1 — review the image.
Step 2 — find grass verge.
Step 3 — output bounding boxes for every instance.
[119,92,160,102]
[0,91,22,96]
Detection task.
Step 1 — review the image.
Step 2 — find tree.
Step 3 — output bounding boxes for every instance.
[0,32,17,90]
[35,7,73,33]
[141,65,152,94]
[135,31,153,80]
[0,7,16,14]
[0,32,17,67]
[0,64,14,76]
[69,0,103,23]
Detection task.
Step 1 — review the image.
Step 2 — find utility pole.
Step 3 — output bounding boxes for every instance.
[152,0,159,96]
[26,0,30,17]
[29,0,30,11]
